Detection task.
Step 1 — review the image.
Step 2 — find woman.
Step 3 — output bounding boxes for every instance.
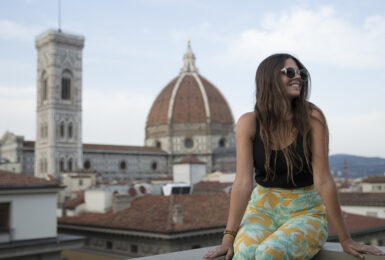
[203,54,385,259]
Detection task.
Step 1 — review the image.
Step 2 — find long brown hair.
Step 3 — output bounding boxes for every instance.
[254,53,314,184]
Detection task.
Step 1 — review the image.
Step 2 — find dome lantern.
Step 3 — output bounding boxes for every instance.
[181,40,198,74]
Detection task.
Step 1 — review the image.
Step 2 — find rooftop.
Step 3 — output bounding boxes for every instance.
[328,211,385,237]
[0,170,59,188]
[63,191,85,210]
[59,193,230,233]
[193,181,232,193]
[362,176,385,183]
[20,141,166,153]
[339,192,385,206]
[59,191,385,238]
[176,155,205,164]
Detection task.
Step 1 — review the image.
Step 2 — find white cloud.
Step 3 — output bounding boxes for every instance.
[0,20,40,42]
[229,6,385,68]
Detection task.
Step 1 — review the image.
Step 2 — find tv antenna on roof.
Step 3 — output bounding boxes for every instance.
[58,0,62,32]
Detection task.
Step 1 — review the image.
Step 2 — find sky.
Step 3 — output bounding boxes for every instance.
[1,0,385,158]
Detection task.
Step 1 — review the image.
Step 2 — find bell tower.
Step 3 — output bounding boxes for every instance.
[34,30,84,179]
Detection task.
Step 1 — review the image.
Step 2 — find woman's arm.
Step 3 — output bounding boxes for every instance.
[310,108,385,259]
[203,112,256,260]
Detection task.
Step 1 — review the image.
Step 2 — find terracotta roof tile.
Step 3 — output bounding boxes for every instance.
[146,77,178,127]
[83,143,165,153]
[338,192,385,206]
[328,212,385,235]
[64,191,85,209]
[199,76,234,124]
[58,193,385,237]
[59,193,229,233]
[172,75,206,123]
[0,170,59,188]
[146,73,234,128]
[193,181,232,193]
[175,155,205,164]
[362,176,385,183]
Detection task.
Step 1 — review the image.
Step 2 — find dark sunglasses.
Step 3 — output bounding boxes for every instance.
[281,67,308,81]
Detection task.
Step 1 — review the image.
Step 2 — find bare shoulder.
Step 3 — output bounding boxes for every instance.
[309,104,327,127]
[236,112,256,139]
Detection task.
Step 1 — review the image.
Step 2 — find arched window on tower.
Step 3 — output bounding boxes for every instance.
[40,124,44,139]
[40,158,44,173]
[43,158,48,173]
[219,137,226,148]
[68,158,73,172]
[41,71,48,102]
[61,70,72,100]
[44,124,48,138]
[42,80,48,101]
[68,122,73,138]
[59,158,65,172]
[60,122,65,138]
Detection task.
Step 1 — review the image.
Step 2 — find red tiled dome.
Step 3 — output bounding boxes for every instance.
[146,44,233,127]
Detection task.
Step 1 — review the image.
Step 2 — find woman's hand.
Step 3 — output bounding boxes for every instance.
[203,243,233,260]
[341,238,385,259]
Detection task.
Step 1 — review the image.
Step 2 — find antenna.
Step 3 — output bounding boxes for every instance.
[58,0,62,32]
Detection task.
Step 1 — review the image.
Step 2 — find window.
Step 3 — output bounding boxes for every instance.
[79,179,83,186]
[184,138,193,148]
[192,244,201,249]
[0,203,10,233]
[40,124,44,138]
[155,140,161,148]
[68,158,72,172]
[42,78,48,101]
[68,123,73,138]
[40,159,44,173]
[60,159,65,172]
[106,241,113,249]
[61,78,71,100]
[43,158,47,173]
[45,124,48,138]
[131,245,138,253]
[219,137,226,148]
[60,122,65,138]
[151,161,157,170]
[119,160,127,170]
[84,160,91,170]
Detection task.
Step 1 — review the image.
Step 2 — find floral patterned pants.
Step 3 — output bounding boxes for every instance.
[233,184,328,260]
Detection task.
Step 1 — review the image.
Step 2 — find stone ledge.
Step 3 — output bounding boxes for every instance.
[132,242,385,260]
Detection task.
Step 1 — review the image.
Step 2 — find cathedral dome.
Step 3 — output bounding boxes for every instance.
[146,43,234,127]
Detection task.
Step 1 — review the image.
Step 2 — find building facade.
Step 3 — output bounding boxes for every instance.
[145,42,235,173]
[0,170,83,259]
[0,29,236,179]
[34,30,84,179]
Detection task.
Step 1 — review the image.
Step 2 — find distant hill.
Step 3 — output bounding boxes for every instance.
[329,154,385,178]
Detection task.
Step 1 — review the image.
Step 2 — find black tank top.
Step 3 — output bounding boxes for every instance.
[253,121,313,188]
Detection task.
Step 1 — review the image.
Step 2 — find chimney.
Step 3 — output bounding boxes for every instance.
[172,204,183,224]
